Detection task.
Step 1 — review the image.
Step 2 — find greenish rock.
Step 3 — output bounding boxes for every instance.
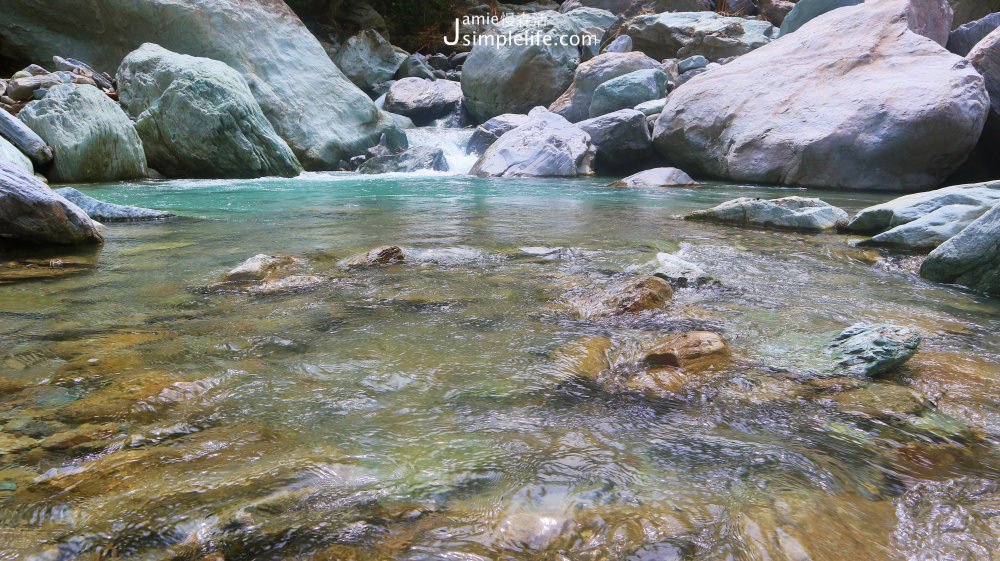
[549,51,661,123]
[827,323,921,377]
[678,55,709,73]
[920,203,1000,296]
[0,0,400,170]
[54,188,174,222]
[589,69,668,118]
[634,98,666,116]
[117,43,302,179]
[564,7,617,33]
[18,84,147,183]
[0,135,32,174]
[461,11,583,122]
[779,0,864,36]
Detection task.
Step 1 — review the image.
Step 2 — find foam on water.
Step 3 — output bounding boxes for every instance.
[405,126,478,175]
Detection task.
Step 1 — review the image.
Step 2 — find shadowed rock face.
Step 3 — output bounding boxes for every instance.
[652,0,988,192]
[0,0,401,170]
[0,161,102,245]
[920,203,1000,296]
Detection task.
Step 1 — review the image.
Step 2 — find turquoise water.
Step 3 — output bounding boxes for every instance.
[1,174,998,560]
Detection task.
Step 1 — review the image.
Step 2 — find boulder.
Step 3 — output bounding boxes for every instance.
[641,331,728,368]
[0,161,102,245]
[589,68,668,117]
[611,167,696,187]
[0,136,33,174]
[54,187,174,222]
[686,197,849,231]
[18,84,147,183]
[779,0,864,36]
[604,35,633,53]
[117,44,301,179]
[550,335,613,383]
[461,11,583,122]
[577,109,652,168]
[565,7,618,32]
[0,105,53,166]
[967,26,1000,148]
[758,0,798,26]
[466,114,530,156]
[947,12,1000,55]
[395,55,437,80]
[650,252,717,287]
[549,51,661,123]
[469,107,596,177]
[623,12,777,62]
[920,203,1000,295]
[220,254,324,295]
[569,0,711,13]
[592,276,673,317]
[0,0,402,170]
[848,181,1000,249]
[652,0,987,191]
[331,30,407,94]
[383,78,463,126]
[634,98,666,115]
[340,245,405,268]
[949,0,994,27]
[828,323,921,377]
[358,146,449,174]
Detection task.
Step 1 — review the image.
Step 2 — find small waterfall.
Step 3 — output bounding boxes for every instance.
[405,126,478,175]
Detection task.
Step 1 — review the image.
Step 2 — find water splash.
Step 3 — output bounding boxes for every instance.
[405,126,478,175]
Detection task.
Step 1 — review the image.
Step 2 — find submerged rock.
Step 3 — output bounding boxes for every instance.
[53,188,173,222]
[551,335,613,383]
[470,108,595,178]
[920,203,1000,296]
[652,0,988,191]
[641,331,728,368]
[686,197,849,232]
[220,254,324,295]
[18,84,148,183]
[624,11,777,61]
[0,161,102,245]
[466,114,530,156]
[827,323,921,378]
[549,51,661,123]
[117,43,302,179]
[578,109,652,168]
[340,245,405,268]
[358,146,448,174]
[611,167,697,188]
[651,252,717,288]
[461,11,582,122]
[591,276,674,317]
[383,78,463,126]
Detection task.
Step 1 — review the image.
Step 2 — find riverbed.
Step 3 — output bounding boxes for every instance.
[1,174,999,560]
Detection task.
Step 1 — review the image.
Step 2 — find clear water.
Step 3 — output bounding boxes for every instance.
[1,174,999,561]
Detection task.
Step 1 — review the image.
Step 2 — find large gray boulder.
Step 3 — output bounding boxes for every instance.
[358,146,449,174]
[611,167,697,187]
[0,136,33,175]
[578,109,652,168]
[779,0,864,36]
[686,196,849,231]
[466,114,531,155]
[470,107,595,177]
[652,0,987,192]
[623,12,777,61]
[920,203,1000,295]
[0,161,102,245]
[589,68,668,117]
[331,30,407,94]
[383,78,463,126]
[461,11,583,122]
[947,12,1000,56]
[54,187,173,222]
[19,84,148,183]
[564,7,618,32]
[548,52,661,123]
[117,44,301,179]
[0,0,402,170]
[848,181,1000,249]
